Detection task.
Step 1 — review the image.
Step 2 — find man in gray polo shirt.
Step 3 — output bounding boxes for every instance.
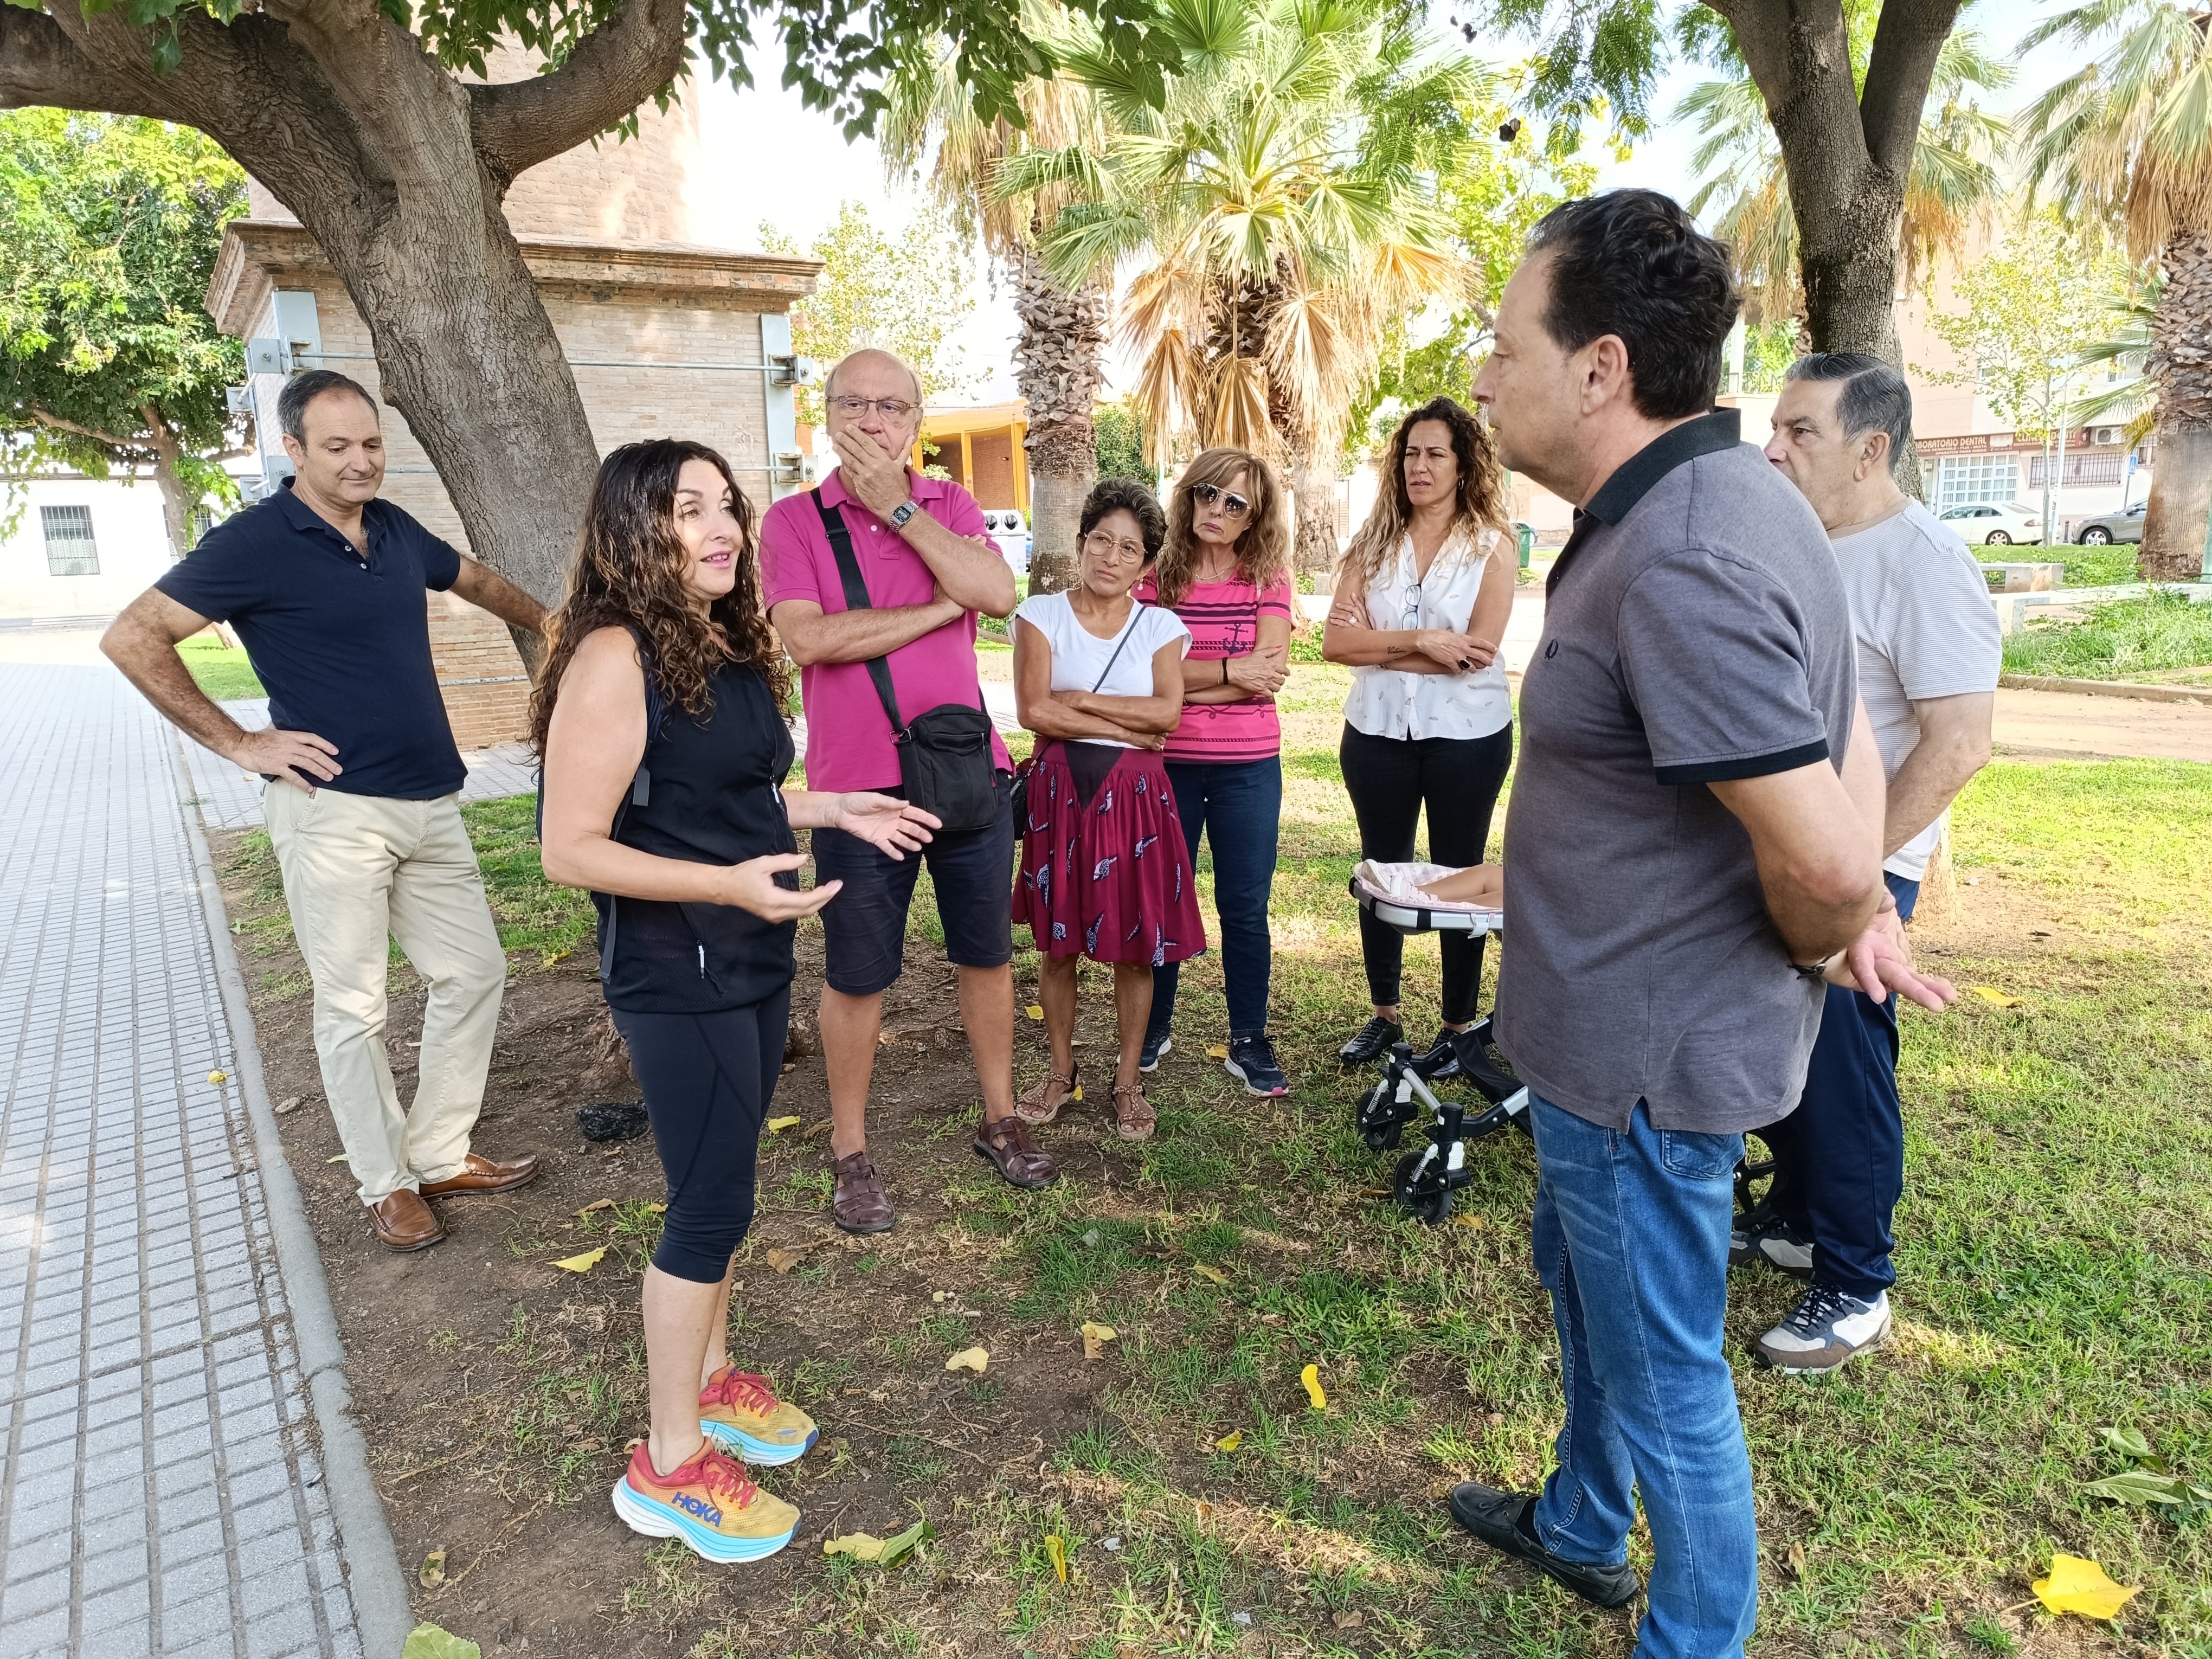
[1453,191,1955,1657]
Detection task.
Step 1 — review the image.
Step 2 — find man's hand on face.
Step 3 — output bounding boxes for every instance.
[831,427,916,521]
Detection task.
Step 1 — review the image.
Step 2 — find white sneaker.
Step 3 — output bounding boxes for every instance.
[1756,1286,1891,1375]
[1728,1219,1814,1277]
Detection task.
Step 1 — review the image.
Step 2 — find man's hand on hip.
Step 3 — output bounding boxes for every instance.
[233,726,342,792]
[831,428,916,519]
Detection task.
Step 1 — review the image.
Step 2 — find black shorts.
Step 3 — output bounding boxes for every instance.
[812,775,1015,996]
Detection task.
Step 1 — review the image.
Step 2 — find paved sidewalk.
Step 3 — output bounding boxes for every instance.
[0,660,374,1657]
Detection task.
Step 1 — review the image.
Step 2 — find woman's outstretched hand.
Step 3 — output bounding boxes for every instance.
[717,852,841,921]
[834,792,941,859]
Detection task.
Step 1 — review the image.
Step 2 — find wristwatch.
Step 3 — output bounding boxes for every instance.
[888,499,921,531]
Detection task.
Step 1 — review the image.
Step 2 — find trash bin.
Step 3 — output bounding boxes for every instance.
[1516,525,1534,569]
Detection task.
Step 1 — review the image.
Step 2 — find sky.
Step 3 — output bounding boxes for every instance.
[687,0,2089,406]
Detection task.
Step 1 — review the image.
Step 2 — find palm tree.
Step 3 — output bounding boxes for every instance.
[1678,21,2012,327]
[2019,0,2212,582]
[995,0,1480,576]
[882,6,1110,593]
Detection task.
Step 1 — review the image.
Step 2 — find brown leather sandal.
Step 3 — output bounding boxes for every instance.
[1111,1080,1155,1142]
[831,1149,896,1234]
[974,1113,1059,1188]
[1014,1063,1078,1126]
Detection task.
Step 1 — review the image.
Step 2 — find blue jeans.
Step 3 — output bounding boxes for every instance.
[1528,1092,1759,1659]
[1761,873,1921,1298]
[1149,756,1281,1038]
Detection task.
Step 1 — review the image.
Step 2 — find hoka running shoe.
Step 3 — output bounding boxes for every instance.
[610,1444,799,1564]
[698,1366,818,1466]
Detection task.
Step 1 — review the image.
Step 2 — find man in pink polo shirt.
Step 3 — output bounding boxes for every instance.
[762,348,1058,1232]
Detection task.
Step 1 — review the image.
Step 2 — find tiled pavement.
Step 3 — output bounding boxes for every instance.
[0,661,372,1657]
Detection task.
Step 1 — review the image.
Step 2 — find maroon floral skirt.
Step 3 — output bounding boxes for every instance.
[1013,741,1206,965]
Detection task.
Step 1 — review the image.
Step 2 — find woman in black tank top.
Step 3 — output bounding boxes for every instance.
[533,441,938,1565]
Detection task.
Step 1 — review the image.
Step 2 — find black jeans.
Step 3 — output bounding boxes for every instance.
[1761,872,1921,1298]
[612,986,790,1284]
[1338,722,1513,1024]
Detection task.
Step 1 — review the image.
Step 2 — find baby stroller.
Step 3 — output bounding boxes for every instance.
[1346,862,1531,1224]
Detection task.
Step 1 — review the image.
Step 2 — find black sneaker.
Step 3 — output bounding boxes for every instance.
[1446,1482,1640,1609]
[1224,1034,1289,1097]
[1338,1015,1402,1065]
[1410,1026,1464,1082]
[1139,1031,1173,1073]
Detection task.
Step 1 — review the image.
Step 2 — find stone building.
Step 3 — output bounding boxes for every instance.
[204,69,820,748]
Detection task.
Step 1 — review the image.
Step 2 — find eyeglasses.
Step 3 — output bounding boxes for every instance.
[1082,530,1148,561]
[1190,481,1251,519]
[829,395,917,420]
[1401,581,1424,628]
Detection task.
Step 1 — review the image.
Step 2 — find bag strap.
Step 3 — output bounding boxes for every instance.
[812,486,907,740]
[1090,601,1144,693]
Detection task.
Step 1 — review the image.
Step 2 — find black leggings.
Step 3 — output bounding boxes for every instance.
[611,987,790,1284]
[1339,723,1514,1024]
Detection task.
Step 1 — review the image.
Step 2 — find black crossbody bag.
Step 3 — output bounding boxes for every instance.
[813,488,1001,833]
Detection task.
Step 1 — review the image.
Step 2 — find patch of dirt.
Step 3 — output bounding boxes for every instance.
[214,829,1173,1657]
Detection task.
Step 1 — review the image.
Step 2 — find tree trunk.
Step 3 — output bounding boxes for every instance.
[2139,227,2212,583]
[1288,447,1340,583]
[1011,248,1107,595]
[145,433,196,560]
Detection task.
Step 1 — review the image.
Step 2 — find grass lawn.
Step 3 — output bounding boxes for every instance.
[177,633,264,699]
[1977,544,2143,590]
[2003,590,2212,683]
[254,660,2210,1655]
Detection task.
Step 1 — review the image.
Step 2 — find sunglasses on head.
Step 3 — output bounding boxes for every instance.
[1191,481,1251,519]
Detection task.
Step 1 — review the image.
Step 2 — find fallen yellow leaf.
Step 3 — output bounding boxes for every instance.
[1454,1213,1487,1230]
[1025,1004,1045,1020]
[766,1246,813,1274]
[541,948,572,967]
[1206,1044,1230,1060]
[208,1070,228,1085]
[1081,1321,1117,1361]
[1969,985,2027,1008]
[1214,1430,1243,1452]
[824,1531,889,1562]
[647,1201,666,1213]
[1191,1263,1230,1285]
[1045,1533,1068,1585]
[767,1115,802,1134]
[417,1548,446,1590]
[1069,1085,1083,1102]
[2033,1553,2139,1621]
[574,1198,614,1218]
[551,1248,607,1273]
[1301,1364,1327,1410]
[945,1346,989,1374]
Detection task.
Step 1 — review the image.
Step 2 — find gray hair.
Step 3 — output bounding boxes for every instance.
[1784,352,1911,462]
[278,369,378,442]
[822,349,922,407]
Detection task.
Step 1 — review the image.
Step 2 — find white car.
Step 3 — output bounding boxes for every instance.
[1936,501,2044,545]
[982,509,1031,574]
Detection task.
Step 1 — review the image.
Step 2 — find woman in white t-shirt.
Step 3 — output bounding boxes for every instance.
[1322,397,1516,1078]
[1009,481,1204,1141]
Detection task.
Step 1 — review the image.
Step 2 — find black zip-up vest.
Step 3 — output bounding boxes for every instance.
[593,659,799,1013]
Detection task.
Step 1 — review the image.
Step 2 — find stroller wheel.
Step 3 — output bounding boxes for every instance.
[1392,1150,1454,1225]
[1362,1122,1404,1153]
[1354,1083,1407,1151]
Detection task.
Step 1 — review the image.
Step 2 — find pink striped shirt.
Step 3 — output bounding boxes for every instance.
[1134,573,1295,763]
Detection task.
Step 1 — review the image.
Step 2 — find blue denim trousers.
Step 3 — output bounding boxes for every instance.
[1528,1092,1759,1659]
[1761,872,1921,1298]
[1148,756,1282,1038]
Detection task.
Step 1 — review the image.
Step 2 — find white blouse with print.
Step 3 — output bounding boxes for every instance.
[1341,525,1514,742]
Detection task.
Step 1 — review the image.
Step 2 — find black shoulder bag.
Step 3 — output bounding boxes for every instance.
[813,488,1000,832]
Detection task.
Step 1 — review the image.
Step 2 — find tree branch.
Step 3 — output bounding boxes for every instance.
[0,5,188,120]
[466,0,690,181]
[1859,0,1963,176]
[30,406,132,450]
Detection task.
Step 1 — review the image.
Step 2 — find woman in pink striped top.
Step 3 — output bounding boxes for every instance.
[1131,447,1296,1096]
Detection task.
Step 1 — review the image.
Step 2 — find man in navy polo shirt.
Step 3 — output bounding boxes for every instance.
[104,370,549,1253]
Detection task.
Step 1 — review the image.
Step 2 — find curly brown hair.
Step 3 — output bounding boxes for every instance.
[1153,447,1290,607]
[528,440,788,754]
[1341,397,1509,594]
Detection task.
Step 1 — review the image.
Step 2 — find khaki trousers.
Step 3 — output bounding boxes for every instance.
[263,786,507,1205]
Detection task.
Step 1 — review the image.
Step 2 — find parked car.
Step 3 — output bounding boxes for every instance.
[2074,501,2147,545]
[1937,501,2044,545]
[982,508,1030,574]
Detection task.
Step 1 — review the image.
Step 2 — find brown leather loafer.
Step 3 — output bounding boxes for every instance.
[831,1150,896,1234]
[419,1151,541,1197]
[974,1113,1058,1189]
[368,1188,443,1252]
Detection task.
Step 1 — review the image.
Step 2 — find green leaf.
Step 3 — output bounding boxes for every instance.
[401,1625,483,1659]
[876,1516,934,1567]
[2082,1470,2195,1507]
[2097,1424,2163,1469]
